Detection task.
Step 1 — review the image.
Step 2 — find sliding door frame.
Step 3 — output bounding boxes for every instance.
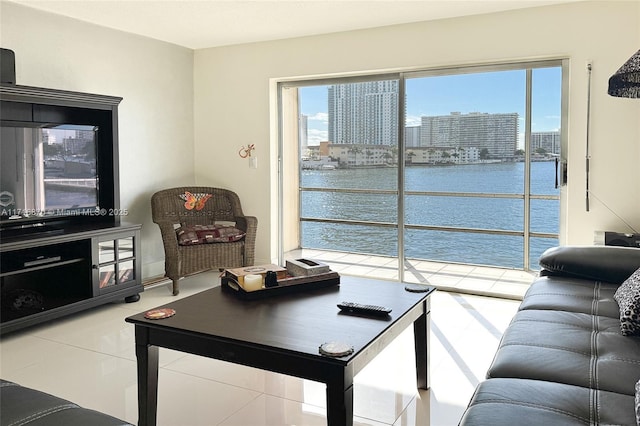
[277,58,568,275]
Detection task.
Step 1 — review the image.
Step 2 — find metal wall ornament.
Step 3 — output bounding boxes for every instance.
[608,49,640,98]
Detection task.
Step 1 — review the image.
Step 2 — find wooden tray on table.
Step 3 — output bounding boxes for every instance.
[221,270,340,300]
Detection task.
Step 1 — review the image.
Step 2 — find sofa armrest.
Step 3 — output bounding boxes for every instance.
[1,380,131,425]
[539,245,640,284]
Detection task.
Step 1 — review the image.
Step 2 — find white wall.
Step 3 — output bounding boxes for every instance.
[1,2,195,278]
[194,0,640,264]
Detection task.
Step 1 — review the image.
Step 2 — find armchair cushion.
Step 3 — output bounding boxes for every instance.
[176,224,246,246]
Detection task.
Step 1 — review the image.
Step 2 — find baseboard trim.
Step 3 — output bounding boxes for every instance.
[142,275,171,288]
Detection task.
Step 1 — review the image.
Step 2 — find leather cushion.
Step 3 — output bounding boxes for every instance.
[489,270,640,396]
[459,378,636,426]
[0,380,130,425]
[487,308,640,396]
[519,275,620,319]
[539,245,640,284]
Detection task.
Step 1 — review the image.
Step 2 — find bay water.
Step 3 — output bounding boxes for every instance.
[300,161,559,269]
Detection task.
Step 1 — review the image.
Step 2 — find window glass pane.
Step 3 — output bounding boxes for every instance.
[406,196,523,231]
[99,240,115,263]
[117,237,134,259]
[405,229,524,269]
[301,191,396,223]
[528,67,561,266]
[530,198,559,234]
[406,70,525,192]
[301,222,397,257]
[531,67,562,160]
[404,70,526,268]
[529,236,559,271]
[405,163,527,194]
[299,81,399,256]
[118,260,135,284]
[403,66,561,270]
[99,264,115,288]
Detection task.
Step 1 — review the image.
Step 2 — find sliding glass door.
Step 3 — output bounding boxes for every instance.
[282,77,401,268]
[279,60,565,279]
[403,63,563,271]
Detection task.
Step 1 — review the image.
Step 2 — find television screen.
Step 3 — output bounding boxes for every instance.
[0,124,99,221]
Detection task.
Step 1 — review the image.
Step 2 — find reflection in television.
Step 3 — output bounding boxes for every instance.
[0,124,99,219]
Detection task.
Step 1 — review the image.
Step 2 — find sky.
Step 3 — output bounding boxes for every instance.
[300,66,562,147]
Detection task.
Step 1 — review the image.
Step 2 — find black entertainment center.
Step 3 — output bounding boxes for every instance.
[0,82,143,335]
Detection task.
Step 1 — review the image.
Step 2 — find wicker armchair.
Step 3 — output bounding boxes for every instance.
[151,187,257,295]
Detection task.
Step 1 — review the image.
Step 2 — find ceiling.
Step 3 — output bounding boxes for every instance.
[8,0,583,50]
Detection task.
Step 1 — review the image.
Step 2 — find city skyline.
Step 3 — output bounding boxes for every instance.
[300,66,562,149]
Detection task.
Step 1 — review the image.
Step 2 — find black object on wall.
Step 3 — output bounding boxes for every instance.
[604,232,640,248]
[0,49,16,84]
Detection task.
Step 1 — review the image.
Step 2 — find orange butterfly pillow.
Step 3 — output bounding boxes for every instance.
[180,192,212,211]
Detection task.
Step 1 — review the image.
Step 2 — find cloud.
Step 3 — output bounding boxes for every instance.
[306,128,328,146]
[307,112,328,123]
[405,115,422,127]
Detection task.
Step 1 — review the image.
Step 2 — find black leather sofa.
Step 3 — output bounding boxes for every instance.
[0,379,132,425]
[459,245,640,426]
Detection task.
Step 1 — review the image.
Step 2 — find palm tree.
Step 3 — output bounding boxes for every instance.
[348,145,363,167]
[365,150,373,165]
[389,146,398,165]
[479,148,490,161]
[382,151,393,164]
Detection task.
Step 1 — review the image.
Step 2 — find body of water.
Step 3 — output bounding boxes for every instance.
[300,161,559,270]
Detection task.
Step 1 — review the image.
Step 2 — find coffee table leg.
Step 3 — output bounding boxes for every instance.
[135,326,159,426]
[326,372,354,426]
[414,303,430,389]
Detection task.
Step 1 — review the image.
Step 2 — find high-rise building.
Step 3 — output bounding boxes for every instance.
[299,114,308,150]
[420,112,519,158]
[404,125,421,147]
[531,131,560,155]
[328,81,399,146]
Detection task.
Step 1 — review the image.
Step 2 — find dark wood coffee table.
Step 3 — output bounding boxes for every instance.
[126,276,434,426]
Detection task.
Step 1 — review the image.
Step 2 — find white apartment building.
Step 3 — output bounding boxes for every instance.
[327,143,395,167]
[322,143,480,167]
[406,146,480,165]
[420,112,518,159]
[531,131,560,155]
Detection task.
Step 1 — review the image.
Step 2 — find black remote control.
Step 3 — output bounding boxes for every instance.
[337,302,392,316]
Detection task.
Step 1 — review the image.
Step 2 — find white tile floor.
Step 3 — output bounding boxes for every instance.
[287,249,536,300]
[0,269,522,426]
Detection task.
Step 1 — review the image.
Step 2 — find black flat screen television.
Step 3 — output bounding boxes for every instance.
[0,98,118,238]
